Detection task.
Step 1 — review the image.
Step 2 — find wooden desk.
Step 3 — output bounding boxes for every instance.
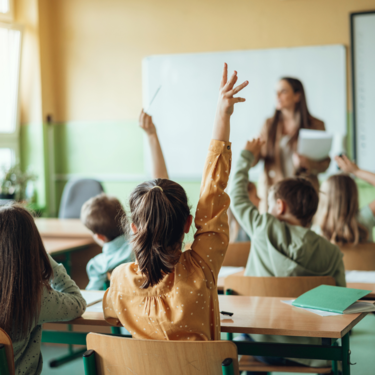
[35,218,92,238]
[42,294,365,374]
[56,295,366,339]
[43,238,95,256]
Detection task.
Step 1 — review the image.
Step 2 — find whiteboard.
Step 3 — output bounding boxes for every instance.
[351,11,375,172]
[142,45,346,180]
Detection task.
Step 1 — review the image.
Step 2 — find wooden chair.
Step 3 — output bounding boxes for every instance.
[224,276,335,374]
[224,275,335,297]
[0,328,14,375]
[340,242,375,270]
[222,242,250,267]
[82,333,239,375]
[185,241,250,267]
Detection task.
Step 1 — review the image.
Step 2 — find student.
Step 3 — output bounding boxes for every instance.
[227,181,259,242]
[103,64,248,340]
[315,154,375,244]
[229,138,345,372]
[0,204,86,375]
[82,110,169,290]
[81,194,134,290]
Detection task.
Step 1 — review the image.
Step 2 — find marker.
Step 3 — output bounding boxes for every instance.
[146,85,162,112]
[220,311,234,317]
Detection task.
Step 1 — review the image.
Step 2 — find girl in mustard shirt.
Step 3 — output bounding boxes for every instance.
[103,64,248,340]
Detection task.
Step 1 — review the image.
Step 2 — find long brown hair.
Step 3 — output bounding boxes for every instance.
[317,174,368,245]
[0,204,53,340]
[265,77,313,163]
[127,179,191,289]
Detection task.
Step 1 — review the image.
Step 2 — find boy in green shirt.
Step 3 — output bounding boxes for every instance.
[229,138,345,372]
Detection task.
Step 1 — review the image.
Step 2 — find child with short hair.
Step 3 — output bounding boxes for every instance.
[229,138,345,371]
[0,204,86,375]
[82,110,169,290]
[315,154,375,244]
[81,193,133,290]
[103,64,248,340]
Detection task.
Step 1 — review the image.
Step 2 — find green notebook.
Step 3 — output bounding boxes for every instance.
[292,285,372,314]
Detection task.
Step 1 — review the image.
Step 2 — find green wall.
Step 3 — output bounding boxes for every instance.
[20,116,375,232]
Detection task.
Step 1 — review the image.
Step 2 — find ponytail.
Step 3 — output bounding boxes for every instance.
[127,179,190,288]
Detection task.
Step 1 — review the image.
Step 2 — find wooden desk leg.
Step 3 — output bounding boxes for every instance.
[342,333,351,375]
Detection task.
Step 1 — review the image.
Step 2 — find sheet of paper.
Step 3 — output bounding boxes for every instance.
[281,300,341,316]
[344,301,375,314]
[218,267,245,278]
[346,270,375,283]
[86,301,104,313]
[297,129,333,160]
[81,290,106,307]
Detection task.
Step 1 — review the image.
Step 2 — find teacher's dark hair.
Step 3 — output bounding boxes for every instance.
[266,77,312,163]
[0,204,53,340]
[126,179,191,289]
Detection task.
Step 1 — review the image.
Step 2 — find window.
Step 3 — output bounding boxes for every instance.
[0,21,22,176]
[0,23,22,135]
[0,0,13,22]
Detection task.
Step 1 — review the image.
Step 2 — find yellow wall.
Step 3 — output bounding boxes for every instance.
[40,0,375,123]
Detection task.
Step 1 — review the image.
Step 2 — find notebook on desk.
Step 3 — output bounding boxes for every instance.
[291,285,375,314]
[81,290,106,307]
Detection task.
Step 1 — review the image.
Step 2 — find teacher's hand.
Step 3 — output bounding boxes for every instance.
[244,138,265,160]
[293,153,311,172]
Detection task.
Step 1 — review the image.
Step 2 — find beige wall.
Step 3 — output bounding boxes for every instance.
[37,0,375,123]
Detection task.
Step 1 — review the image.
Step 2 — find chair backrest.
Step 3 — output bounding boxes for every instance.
[222,242,251,267]
[339,243,375,271]
[0,328,14,375]
[224,275,336,297]
[85,333,238,375]
[59,179,104,219]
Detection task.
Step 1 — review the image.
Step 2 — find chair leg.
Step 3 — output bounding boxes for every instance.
[0,344,10,375]
[83,349,97,375]
[221,358,235,375]
[111,327,122,335]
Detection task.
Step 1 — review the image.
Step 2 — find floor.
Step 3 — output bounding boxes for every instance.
[40,314,375,375]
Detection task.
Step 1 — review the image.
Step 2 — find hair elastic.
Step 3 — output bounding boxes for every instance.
[151,186,163,192]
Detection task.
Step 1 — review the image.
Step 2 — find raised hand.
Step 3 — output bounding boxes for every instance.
[139,109,156,136]
[335,154,359,175]
[213,63,248,142]
[244,138,265,159]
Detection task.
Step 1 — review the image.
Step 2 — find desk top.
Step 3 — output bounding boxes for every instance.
[36,218,92,238]
[60,294,366,339]
[43,238,95,255]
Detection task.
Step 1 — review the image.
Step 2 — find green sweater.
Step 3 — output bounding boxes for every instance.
[229,150,346,368]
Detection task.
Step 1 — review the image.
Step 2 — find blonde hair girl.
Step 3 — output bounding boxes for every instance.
[316,155,375,245]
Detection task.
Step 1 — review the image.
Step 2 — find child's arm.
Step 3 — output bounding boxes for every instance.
[335,155,375,215]
[191,63,248,279]
[140,110,169,179]
[229,139,269,237]
[38,255,87,324]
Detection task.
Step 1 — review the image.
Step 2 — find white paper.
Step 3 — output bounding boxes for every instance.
[346,270,375,283]
[86,301,104,313]
[281,300,341,316]
[81,290,106,307]
[297,129,333,160]
[344,301,375,314]
[218,267,245,278]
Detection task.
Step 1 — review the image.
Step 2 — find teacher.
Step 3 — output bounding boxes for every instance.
[255,77,330,212]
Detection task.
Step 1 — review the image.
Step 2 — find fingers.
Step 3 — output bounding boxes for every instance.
[220,63,228,89]
[232,97,246,103]
[226,80,249,97]
[223,70,238,92]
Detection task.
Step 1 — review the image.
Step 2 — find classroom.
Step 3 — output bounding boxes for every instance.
[1,0,375,374]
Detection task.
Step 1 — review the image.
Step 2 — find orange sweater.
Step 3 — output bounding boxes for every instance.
[103,139,231,340]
